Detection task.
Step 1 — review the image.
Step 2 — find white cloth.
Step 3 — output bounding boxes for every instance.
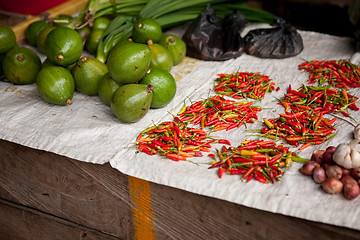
[1,23,359,230]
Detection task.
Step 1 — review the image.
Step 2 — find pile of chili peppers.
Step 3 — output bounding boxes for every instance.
[135,118,231,161]
[259,59,360,149]
[209,139,307,184]
[177,95,262,131]
[299,59,360,89]
[213,72,276,100]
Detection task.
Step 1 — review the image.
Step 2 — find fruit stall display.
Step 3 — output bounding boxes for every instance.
[1,0,360,235]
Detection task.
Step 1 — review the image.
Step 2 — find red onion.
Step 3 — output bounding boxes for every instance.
[313,166,326,183]
[322,177,343,194]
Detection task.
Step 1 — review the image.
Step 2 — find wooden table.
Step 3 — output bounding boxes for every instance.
[1,139,360,240]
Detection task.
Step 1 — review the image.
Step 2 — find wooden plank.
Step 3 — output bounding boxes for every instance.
[0,199,119,240]
[10,0,88,43]
[1,139,360,239]
[0,139,134,239]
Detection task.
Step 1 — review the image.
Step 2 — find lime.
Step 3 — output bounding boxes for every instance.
[97,72,122,106]
[36,66,75,105]
[132,18,162,44]
[45,27,83,67]
[159,34,186,65]
[0,23,16,54]
[139,68,176,108]
[148,43,172,72]
[25,20,49,46]
[107,42,151,84]
[36,25,56,54]
[2,46,41,84]
[111,84,153,123]
[52,14,73,27]
[72,56,108,96]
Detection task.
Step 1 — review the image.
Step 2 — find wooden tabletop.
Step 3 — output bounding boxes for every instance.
[1,139,360,239]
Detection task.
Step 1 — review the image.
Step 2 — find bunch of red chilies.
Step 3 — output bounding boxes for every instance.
[135,118,231,161]
[213,72,275,100]
[209,139,307,183]
[177,95,262,131]
[298,59,360,89]
[260,59,360,149]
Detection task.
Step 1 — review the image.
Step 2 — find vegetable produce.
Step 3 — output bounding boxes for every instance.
[132,18,162,44]
[107,42,151,84]
[111,84,153,123]
[0,23,16,54]
[159,34,186,65]
[301,146,360,200]
[322,177,343,194]
[332,124,360,169]
[2,46,41,85]
[177,95,262,132]
[36,25,56,54]
[45,27,83,67]
[36,66,75,105]
[97,73,122,106]
[148,42,173,72]
[139,68,176,108]
[25,20,49,47]
[72,56,108,96]
[244,18,303,59]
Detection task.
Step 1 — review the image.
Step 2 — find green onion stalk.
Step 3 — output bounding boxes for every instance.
[73,0,277,62]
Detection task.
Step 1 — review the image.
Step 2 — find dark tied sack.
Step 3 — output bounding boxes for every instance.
[182,4,247,61]
[244,18,304,59]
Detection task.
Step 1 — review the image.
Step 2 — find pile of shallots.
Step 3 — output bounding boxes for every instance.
[300,146,360,200]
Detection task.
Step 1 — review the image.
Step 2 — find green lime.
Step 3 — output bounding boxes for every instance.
[36,66,75,105]
[107,42,151,84]
[159,34,186,65]
[111,84,153,123]
[25,20,49,46]
[45,27,83,67]
[0,23,16,54]
[2,46,41,84]
[85,29,104,55]
[148,43,172,72]
[36,25,56,54]
[132,18,162,44]
[72,56,108,96]
[98,72,122,106]
[139,68,176,108]
[92,17,111,30]
[52,14,73,27]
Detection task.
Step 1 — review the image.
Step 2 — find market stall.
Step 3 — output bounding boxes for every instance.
[1,0,360,239]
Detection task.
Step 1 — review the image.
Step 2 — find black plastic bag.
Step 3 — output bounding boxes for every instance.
[182,4,247,61]
[244,18,304,58]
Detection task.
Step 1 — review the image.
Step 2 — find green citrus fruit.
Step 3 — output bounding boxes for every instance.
[159,34,186,65]
[25,20,49,47]
[97,72,122,106]
[72,56,108,96]
[148,43,172,72]
[45,27,83,67]
[132,18,162,44]
[107,42,151,84]
[111,84,153,123]
[36,66,75,105]
[36,25,56,54]
[0,23,16,54]
[52,14,73,27]
[2,46,41,84]
[139,68,176,108]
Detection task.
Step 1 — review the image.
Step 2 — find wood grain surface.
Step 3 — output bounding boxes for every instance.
[1,139,360,240]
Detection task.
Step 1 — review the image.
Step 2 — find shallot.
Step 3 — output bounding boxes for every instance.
[313,166,326,183]
[322,177,343,194]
